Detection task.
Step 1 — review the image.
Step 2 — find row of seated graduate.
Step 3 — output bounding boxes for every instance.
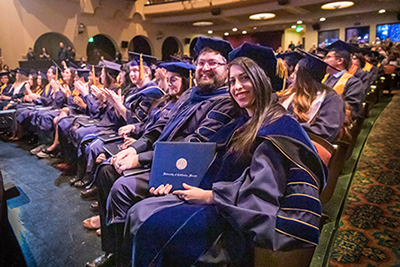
[0,36,385,266]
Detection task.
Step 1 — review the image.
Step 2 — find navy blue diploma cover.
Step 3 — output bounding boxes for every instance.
[75,117,100,127]
[149,142,217,191]
[98,133,124,143]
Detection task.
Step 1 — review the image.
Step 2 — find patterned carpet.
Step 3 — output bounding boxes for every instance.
[329,92,400,267]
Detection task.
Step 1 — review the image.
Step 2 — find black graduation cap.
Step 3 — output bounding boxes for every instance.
[228,42,287,92]
[103,60,121,79]
[12,68,29,77]
[128,52,157,68]
[158,62,195,78]
[67,62,79,70]
[298,49,340,79]
[128,52,158,79]
[0,71,10,77]
[169,55,194,65]
[326,40,360,54]
[277,51,304,68]
[316,47,329,58]
[360,47,384,60]
[37,70,48,80]
[76,68,90,81]
[85,64,102,77]
[194,36,233,59]
[296,50,330,82]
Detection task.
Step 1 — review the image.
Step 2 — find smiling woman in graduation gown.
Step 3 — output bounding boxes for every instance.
[126,49,326,267]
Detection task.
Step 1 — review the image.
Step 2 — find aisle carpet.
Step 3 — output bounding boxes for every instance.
[329,92,400,267]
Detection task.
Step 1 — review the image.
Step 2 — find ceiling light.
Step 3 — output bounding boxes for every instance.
[297,20,302,24]
[249,13,276,20]
[242,30,247,34]
[291,25,296,28]
[232,28,238,32]
[192,21,213,26]
[224,32,229,36]
[320,17,326,21]
[379,9,386,13]
[253,27,257,30]
[321,1,354,10]
[208,30,213,34]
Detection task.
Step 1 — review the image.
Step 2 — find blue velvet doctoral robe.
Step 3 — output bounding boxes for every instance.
[92,86,238,256]
[124,81,165,125]
[84,99,177,175]
[74,82,164,152]
[130,84,237,166]
[128,115,326,267]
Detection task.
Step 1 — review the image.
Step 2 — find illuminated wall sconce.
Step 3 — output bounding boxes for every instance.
[78,23,86,35]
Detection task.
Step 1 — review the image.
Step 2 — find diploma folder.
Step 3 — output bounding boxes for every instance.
[98,133,124,143]
[149,142,216,191]
[75,117,100,127]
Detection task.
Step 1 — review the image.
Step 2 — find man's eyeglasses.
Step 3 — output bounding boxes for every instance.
[196,61,226,69]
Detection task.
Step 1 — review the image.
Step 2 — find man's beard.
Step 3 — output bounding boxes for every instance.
[196,74,226,92]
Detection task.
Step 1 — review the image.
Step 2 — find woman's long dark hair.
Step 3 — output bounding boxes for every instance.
[228,57,286,156]
[62,68,76,87]
[150,73,191,111]
[279,65,332,122]
[29,74,38,93]
[120,64,134,97]
[102,67,116,89]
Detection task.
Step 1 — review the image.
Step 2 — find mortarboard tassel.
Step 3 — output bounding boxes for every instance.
[139,53,144,80]
[189,70,193,88]
[276,58,288,80]
[276,58,288,91]
[92,64,96,85]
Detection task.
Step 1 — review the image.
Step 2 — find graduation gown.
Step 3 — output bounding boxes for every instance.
[286,89,345,142]
[0,83,13,96]
[130,84,237,166]
[129,115,326,266]
[85,98,176,175]
[93,84,237,254]
[353,67,370,94]
[124,81,165,125]
[323,72,364,119]
[75,81,163,149]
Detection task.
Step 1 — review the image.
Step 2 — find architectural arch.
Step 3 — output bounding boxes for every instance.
[128,35,152,56]
[189,37,199,58]
[34,32,74,60]
[86,34,118,64]
[161,36,182,61]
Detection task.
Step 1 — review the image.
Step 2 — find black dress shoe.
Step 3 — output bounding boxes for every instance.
[69,176,80,186]
[74,173,92,188]
[81,186,99,199]
[85,253,115,267]
[74,179,91,188]
[90,201,99,212]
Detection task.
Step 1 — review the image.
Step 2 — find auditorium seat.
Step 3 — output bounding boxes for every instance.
[0,109,17,133]
[307,132,350,205]
[0,170,27,267]
[344,113,366,160]
[254,247,315,267]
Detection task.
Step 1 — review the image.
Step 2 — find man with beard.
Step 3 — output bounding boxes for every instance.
[85,37,237,267]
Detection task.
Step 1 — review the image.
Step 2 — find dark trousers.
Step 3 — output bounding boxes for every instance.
[95,164,121,253]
